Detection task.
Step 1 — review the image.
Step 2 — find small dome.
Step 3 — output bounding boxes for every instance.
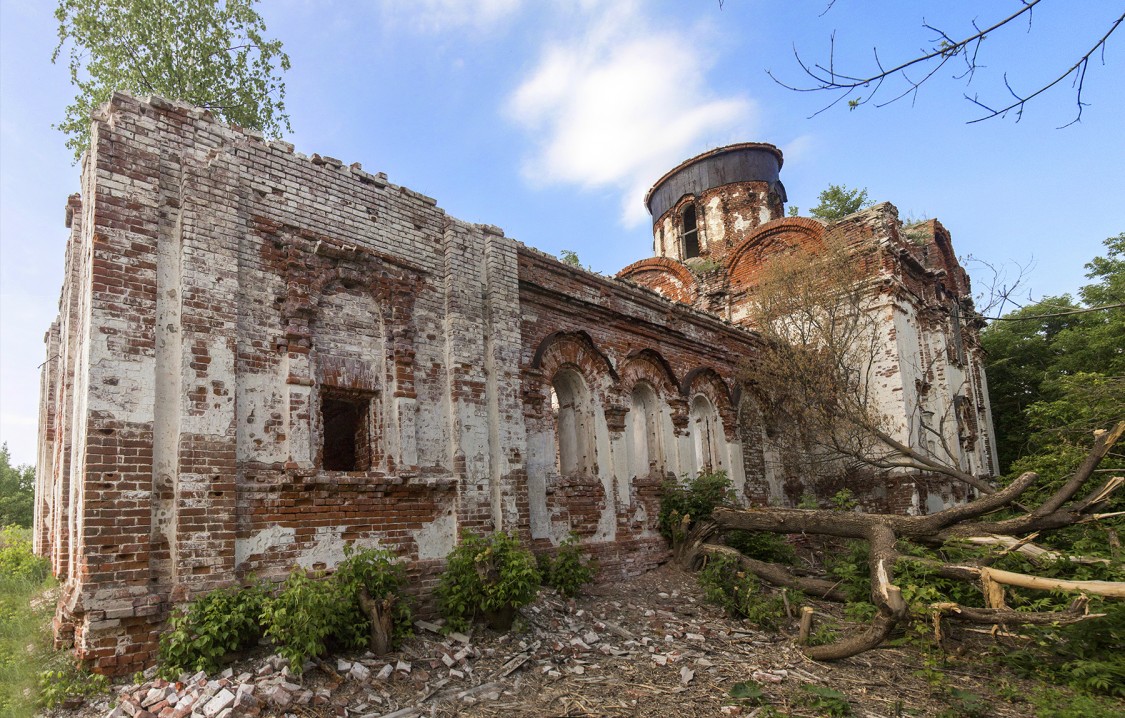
[645,143,786,224]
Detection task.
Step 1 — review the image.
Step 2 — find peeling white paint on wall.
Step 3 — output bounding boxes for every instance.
[235,524,296,568]
[296,526,385,570]
[412,505,457,560]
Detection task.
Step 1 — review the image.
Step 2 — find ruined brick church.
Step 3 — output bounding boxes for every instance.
[34,93,998,673]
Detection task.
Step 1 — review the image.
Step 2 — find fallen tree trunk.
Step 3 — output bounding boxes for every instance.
[677,422,1125,661]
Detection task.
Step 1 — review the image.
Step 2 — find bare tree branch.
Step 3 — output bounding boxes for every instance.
[774,1,1125,124]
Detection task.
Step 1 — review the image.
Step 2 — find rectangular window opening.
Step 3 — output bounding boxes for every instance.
[321,392,372,471]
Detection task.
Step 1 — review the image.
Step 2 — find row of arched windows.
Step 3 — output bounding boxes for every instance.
[547,365,726,482]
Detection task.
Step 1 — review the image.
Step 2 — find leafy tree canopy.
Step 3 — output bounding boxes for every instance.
[53,0,291,161]
[982,233,1125,485]
[0,444,35,528]
[809,184,872,221]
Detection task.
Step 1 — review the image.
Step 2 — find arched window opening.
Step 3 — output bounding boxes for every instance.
[552,369,593,476]
[627,383,662,477]
[682,205,700,259]
[690,394,722,474]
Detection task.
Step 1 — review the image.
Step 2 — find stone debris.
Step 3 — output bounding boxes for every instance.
[91,568,819,718]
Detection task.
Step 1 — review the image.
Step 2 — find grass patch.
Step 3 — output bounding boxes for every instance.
[0,526,55,716]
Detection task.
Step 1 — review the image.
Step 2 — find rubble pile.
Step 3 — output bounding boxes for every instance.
[51,564,1040,718]
[79,567,811,718]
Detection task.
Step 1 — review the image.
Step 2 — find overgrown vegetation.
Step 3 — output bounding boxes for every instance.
[809,183,872,221]
[333,544,414,653]
[658,471,734,540]
[982,232,1124,480]
[159,582,268,677]
[0,445,34,528]
[538,533,596,599]
[1,525,107,714]
[436,530,540,633]
[698,554,790,629]
[52,0,292,160]
[159,545,413,677]
[260,568,340,673]
[797,683,853,717]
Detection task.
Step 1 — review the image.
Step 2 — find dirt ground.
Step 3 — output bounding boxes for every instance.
[50,563,1098,718]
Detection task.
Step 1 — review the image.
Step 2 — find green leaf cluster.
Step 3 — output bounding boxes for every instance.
[52,0,291,160]
[728,679,769,705]
[657,470,734,540]
[1001,601,1125,699]
[158,582,268,677]
[259,569,339,673]
[332,545,414,648]
[982,233,1125,482]
[723,530,796,565]
[436,530,540,633]
[825,539,871,604]
[538,533,596,599]
[809,184,872,221]
[37,666,108,709]
[159,545,413,677]
[698,554,790,629]
[0,445,35,529]
[0,526,49,583]
[796,683,853,717]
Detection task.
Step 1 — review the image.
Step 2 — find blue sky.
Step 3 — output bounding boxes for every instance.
[1,0,1123,466]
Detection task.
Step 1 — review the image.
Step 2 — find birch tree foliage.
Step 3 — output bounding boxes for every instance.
[52,0,291,161]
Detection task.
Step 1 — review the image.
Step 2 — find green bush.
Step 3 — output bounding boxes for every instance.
[658,471,733,539]
[37,665,109,709]
[724,530,796,565]
[698,554,789,629]
[436,530,540,633]
[1001,601,1125,699]
[260,568,343,674]
[825,539,871,604]
[1026,686,1125,718]
[158,583,268,678]
[539,533,596,598]
[0,525,49,583]
[332,545,413,649]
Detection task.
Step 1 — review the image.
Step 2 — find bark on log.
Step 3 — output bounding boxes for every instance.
[700,544,849,602]
[358,587,396,656]
[1035,422,1125,516]
[710,471,1039,541]
[930,597,1095,627]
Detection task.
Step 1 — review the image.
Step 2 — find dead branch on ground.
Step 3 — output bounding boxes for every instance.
[674,421,1125,661]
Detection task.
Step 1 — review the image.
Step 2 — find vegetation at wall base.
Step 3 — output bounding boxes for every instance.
[1,525,110,714]
[436,530,540,633]
[538,533,596,599]
[158,544,412,677]
[332,545,414,654]
[158,582,268,678]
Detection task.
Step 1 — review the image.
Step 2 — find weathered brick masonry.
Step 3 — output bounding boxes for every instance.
[35,96,997,674]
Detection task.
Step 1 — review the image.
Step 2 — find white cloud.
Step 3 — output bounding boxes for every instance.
[377,0,523,33]
[506,2,755,226]
[782,134,816,166]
